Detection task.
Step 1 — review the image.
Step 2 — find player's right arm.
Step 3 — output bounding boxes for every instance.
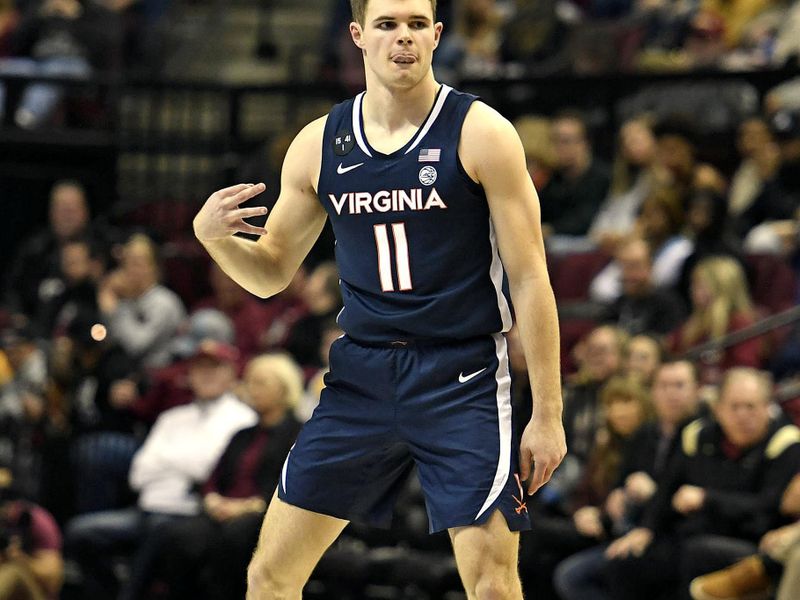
[193,117,328,298]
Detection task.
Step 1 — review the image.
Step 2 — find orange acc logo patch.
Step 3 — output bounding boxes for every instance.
[512,474,528,515]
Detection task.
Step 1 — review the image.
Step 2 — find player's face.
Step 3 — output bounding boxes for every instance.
[351,0,443,89]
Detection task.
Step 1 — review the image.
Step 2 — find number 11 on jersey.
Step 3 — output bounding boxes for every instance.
[373,223,413,292]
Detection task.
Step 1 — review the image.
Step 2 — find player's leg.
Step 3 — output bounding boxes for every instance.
[449,509,523,600]
[246,492,349,600]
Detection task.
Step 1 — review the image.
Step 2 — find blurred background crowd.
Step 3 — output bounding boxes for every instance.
[1,0,800,599]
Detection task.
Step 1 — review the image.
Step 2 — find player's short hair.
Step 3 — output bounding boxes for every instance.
[350,0,437,26]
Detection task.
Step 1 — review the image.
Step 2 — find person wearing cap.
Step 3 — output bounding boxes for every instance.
[108,308,237,424]
[64,339,256,600]
[0,323,47,425]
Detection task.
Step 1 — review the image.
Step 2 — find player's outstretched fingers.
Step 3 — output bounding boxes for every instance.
[217,183,254,198]
[527,460,547,495]
[234,206,269,220]
[519,446,533,483]
[234,220,268,236]
[223,182,267,207]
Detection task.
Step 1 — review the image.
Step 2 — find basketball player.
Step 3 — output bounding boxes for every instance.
[193,0,566,597]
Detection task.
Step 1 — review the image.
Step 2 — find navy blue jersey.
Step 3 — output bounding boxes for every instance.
[317,85,513,343]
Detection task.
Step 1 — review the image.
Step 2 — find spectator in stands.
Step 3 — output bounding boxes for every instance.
[591,187,693,302]
[589,116,662,252]
[669,256,761,384]
[99,233,186,370]
[624,333,664,385]
[539,110,611,248]
[521,375,650,598]
[678,188,746,305]
[563,325,628,469]
[49,309,137,514]
[656,129,697,199]
[158,353,303,600]
[64,340,256,600]
[4,180,95,317]
[602,236,687,336]
[740,109,800,251]
[296,317,343,423]
[697,0,776,50]
[514,114,557,191]
[0,0,121,128]
[554,359,703,600]
[193,263,272,361]
[729,117,776,219]
[284,261,342,370]
[604,368,800,600]
[33,237,105,338]
[0,321,47,425]
[434,0,507,81]
[108,308,236,425]
[0,474,64,600]
[259,266,309,352]
[690,472,800,600]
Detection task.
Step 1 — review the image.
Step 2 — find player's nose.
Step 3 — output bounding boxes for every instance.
[395,23,413,44]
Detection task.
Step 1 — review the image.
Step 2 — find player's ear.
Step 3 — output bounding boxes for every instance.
[350,22,366,49]
[433,21,443,49]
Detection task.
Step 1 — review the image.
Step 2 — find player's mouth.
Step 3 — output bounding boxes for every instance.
[392,54,417,65]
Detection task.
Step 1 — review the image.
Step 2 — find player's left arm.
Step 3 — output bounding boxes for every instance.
[461,101,566,495]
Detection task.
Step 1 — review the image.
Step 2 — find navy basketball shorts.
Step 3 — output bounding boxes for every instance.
[277,333,531,533]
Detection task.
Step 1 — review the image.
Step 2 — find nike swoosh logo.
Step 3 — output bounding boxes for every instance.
[337,162,364,175]
[459,368,487,384]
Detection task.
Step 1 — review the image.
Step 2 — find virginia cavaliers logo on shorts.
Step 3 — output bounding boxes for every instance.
[418,166,437,186]
[512,474,528,515]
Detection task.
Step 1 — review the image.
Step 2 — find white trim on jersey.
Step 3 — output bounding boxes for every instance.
[488,220,513,331]
[281,443,295,494]
[475,333,513,522]
[352,92,373,157]
[405,85,452,155]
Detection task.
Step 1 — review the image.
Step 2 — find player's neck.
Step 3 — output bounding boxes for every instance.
[362,73,440,132]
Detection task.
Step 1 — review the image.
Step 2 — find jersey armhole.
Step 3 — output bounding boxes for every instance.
[455,98,483,194]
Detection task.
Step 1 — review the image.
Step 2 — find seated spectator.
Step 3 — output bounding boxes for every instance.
[99,233,186,370]
[539,110,611,249]
[601,236,687,336]
[690,472,800,600]
[434,0,507,81]
[514,114,557,191]
[193,264,273,362]
[591,187,693,302]
[603,368,800,600]
[34,237,105,338]
[589,116,662,252]
[669,256,761,384]
[740,109,800,250]
[109,308,236,425]
[64,341,256,600]
[284,261,342,370]
[158,353,303,600]
[563,326,628,471]
[0,321,47,424]
[296,317,343,423]
[554,359,703,600]
[4,180,98,318]
[678,188,746,305]
[0,0,121,128]
[521,375,650,597]
[624,333,664,385]
[729,117,776,219]
[0,472,63,600]
[259,266,309,352]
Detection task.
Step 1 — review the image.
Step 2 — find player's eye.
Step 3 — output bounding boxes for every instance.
[377,21,395,30]
[410,21,427,29]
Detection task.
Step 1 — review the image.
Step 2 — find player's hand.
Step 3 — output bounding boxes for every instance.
[519,416,567,495]
[671,485,705,514]
[605,527,653,559]
[193,183,268,242]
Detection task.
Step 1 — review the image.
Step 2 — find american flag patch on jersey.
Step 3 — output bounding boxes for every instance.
[418,148,441,162]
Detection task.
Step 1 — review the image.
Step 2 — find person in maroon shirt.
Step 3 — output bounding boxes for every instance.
[157,353,303,600]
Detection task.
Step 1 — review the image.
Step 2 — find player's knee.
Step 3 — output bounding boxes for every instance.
[472,566,521,600]
[246,554,300,600]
